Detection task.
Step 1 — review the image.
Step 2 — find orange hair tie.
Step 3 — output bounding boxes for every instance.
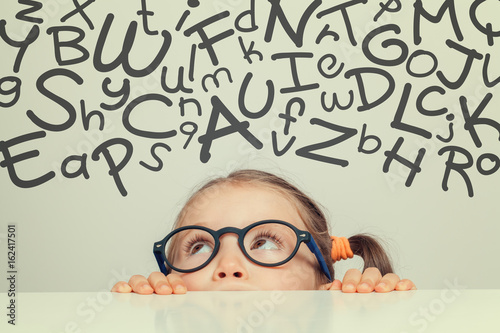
[330,236,354,262]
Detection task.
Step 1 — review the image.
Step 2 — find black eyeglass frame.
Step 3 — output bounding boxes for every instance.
[153,219,332,282]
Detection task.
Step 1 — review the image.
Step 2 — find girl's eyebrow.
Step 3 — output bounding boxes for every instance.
[183,221,210,227]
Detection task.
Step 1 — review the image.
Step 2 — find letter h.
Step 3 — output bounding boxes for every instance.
[383,137,426,187]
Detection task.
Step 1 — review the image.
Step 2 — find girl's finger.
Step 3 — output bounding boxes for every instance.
[330,279,342,290]
[374,273,400,292]
[111,281,132,293]
[342,269,362,293]
[148,272,173,295]
[395,279,417,291]
[357,267,382,293]
[129,275,154,294]
[167,273,188,294]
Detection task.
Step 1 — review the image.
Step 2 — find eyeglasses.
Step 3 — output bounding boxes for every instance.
[153,219,332,282]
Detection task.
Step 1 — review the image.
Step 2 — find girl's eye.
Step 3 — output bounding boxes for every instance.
[182,234,214,256]
[251,237,281,250]
[189,242,212,255]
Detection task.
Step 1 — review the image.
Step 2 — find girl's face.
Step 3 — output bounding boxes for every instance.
[173,183,322,291]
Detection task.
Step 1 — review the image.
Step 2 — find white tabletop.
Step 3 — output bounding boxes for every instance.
[2,289,499,332]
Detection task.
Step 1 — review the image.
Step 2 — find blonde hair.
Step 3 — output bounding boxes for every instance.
[168,169,394,284]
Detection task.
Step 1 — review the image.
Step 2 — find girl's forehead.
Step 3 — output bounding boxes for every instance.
[180,183,307,230]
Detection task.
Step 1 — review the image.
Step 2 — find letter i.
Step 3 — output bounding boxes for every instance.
[176,0,200,31]
[176,10,191,31]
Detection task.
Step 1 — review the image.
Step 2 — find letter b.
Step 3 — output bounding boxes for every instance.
[47,26,89,66]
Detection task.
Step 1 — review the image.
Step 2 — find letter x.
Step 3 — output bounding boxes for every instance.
[60,0,96,30]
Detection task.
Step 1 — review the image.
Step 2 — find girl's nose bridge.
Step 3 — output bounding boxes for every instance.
[216,226,243,238]
[213,232,249,280]
[218,232,242,249]
[215,227,244,247]
[216,231,247,260]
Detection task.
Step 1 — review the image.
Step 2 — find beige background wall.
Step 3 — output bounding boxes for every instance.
[1,0,499,291]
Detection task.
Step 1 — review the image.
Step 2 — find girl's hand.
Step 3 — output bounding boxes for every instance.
[325,267,417,293]
[111,272,187,295]
[113,268,415,294]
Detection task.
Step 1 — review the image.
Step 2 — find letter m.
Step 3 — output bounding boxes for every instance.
[413,0,463,44]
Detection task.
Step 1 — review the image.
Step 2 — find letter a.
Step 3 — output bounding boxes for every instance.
[198,96,263,163]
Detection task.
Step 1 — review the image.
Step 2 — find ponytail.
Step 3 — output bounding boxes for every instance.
[347,234,394,276]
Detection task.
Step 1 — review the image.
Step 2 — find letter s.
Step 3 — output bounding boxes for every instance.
[26,68,83,131]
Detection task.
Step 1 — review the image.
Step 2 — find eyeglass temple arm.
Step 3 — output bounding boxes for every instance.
[153,242,169,276]
[305,236,332,282]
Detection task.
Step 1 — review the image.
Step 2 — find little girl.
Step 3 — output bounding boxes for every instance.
[112,170,416,294]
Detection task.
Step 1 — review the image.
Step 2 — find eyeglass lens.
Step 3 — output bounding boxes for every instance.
[165,223,299,271]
